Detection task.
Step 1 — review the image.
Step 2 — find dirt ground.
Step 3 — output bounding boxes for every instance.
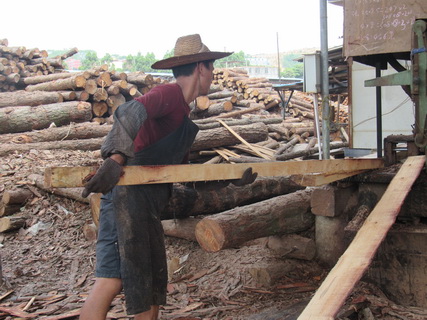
[1,148,427,319]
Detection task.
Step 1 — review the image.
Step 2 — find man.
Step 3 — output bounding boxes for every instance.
[79,34,256,320]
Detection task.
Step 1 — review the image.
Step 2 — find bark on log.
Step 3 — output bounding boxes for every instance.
[2,189,32,205]
[0,101,93,134]
[0,216,26,232]
[20,72,77,85]
[195,189,314,252]
[0,90,63,107]
[195,101,233,118]
[267,234,316,260]
[163,176,305,219]
[162,218,201,242]
[0,138,103,156]
[25,75,86,92]
[0,122,110,144]
[75,91,90,101]
[90,176,304,225]
[59,91,77,101]
[0,203,21,217]
[126,72,154,86]
[190,122,269,151]
[276,141,347,161]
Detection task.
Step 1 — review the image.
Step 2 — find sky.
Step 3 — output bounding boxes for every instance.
[1,0,344,59]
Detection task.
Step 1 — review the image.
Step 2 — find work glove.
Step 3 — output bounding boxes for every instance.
[230,167,258,186]
[81,157,123,197]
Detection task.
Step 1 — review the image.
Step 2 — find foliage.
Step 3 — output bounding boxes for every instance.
[281,63,303,78]
[280,53,303,78]
[122,52,157,72]
[79,51,99,70]
[214,51,247,68]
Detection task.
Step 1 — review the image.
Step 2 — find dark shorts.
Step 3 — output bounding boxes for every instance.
[95,191,121,278]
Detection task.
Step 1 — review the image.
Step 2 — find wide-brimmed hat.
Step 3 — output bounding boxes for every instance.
[151,34,232,69]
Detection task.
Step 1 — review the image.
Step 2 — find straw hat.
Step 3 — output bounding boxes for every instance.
[151,34,232,69]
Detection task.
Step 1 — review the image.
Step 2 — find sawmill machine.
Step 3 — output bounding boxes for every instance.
[364,19,427,159]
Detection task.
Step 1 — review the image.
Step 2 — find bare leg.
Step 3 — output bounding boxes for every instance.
[134,305,159,320]
[79,277,122,320]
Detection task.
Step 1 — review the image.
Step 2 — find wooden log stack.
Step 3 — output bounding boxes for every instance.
[0,38,73,93]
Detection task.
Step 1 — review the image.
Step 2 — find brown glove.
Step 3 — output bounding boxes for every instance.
[230,167,258,187]
[81,157,123,197]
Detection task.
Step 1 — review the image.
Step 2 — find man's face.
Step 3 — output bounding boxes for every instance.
[198,61,214,96]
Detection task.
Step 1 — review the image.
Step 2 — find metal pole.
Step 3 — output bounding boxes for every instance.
[376,63,383,158]
[313,93,323,159]
[276,32,281,79]
[320,0,330,159]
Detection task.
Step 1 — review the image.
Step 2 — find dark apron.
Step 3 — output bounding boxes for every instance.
[112,116,198,315]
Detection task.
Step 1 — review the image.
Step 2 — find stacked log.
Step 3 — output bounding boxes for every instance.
[0,39,71,92]
[0,188,32,232]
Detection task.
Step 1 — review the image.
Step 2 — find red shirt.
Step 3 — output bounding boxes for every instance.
[133,83,190,153]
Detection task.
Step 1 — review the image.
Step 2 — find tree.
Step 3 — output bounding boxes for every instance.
[79,51,99,70]
[101,53,114,69]
[281,63,303,78]
[214,51,247,68]
[122,52,157,72]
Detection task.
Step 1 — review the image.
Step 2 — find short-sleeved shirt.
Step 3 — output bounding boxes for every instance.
[133,83,190,153]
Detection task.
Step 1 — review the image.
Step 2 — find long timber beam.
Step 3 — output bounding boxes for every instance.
[44,158,384,188]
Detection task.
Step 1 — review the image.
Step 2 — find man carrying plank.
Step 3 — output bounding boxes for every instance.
[79,34,256,320]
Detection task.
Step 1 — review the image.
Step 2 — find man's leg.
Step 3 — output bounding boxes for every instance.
[134,305,159,320]
[79,277,122,320]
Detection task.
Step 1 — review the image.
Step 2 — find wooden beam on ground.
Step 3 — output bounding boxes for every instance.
[44,158,384,188]
[297,155,425,320]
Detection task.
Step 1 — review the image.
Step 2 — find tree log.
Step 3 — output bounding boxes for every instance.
[0,216,26,232]
[162,218,201,242]
[163,176,305,219]
[2,189,33,205]
[0,203,22,217]
[20,72,73,85]
[0,90,63,107]
[92,101,108,117]
[84,79,97,95]
[25,75,86,92]
[126,72,154,86]
[59,91,77,101]
[190,122,268,151]
[0,138,103,156]
[0,101,93,134]
[267,234,316,260]
[0,122,110,144]
[195,189,314,252]
[195,101,233,118]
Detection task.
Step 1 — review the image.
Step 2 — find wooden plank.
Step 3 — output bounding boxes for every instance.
[344,0,427,57]
[297,155,426,320]
[44,158,384,188]
[291,170,366,186]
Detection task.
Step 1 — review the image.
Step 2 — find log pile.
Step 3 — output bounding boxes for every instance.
[0,38,72,92]
[0,41,350,253]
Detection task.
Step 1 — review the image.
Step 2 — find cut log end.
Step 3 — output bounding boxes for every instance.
[194,219,225,252]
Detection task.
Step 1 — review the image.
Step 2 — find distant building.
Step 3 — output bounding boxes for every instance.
[111,59,124,70]
[65,58,81,70]
[244,55,279,79]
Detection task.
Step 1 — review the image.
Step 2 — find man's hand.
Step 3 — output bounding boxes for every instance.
[81,157,123,197]
[231,167,258,187]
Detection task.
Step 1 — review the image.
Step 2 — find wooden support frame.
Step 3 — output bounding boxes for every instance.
[44,158,384,188]
[297,155,426,320]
